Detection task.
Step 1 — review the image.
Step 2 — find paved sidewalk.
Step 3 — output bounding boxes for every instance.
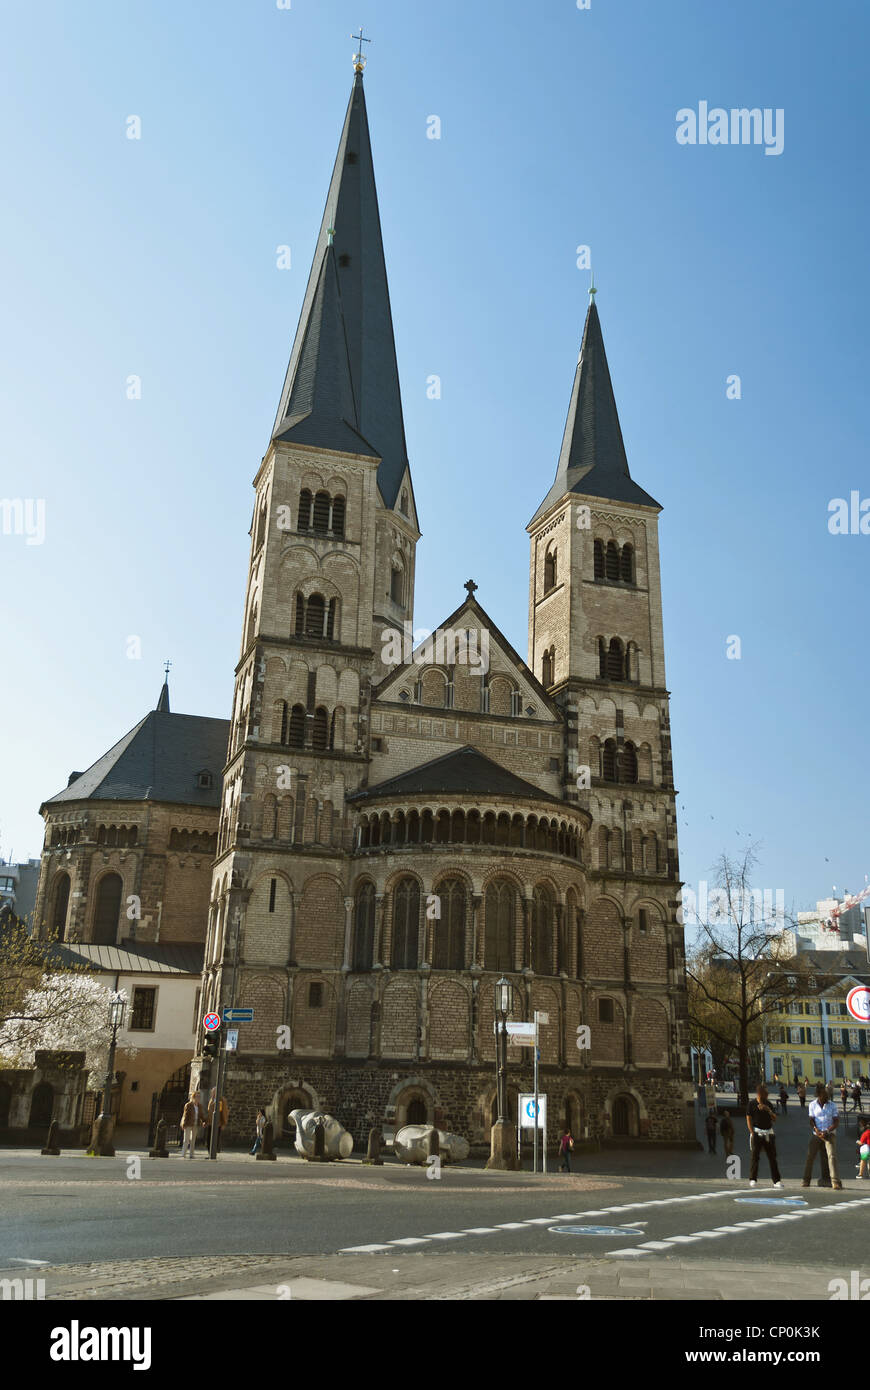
[15,1251,841,1302]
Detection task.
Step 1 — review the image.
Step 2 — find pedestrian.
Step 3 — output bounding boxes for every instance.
[841,1082,848,1113]
[779,1084,788,1115]
[851,1083,863,1114]
[207,1088,229,1154]
[180,1093,199,1159]
[858,1123,870,1180]
[705,1109,718,1154]
[719,1109,735,1159]
[802,1082,843,1190]
[558,1130,574,1173]
[250,1106,267,1156]
[746,1084,783,1187]
[796,1081,806,1109]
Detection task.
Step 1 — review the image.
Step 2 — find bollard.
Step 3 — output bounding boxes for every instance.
[148,1117,169,1158]
[256,1119,277,1161]
[41,1120,61,1156]
[312,1119,327,1162]
[364,1126,383,1165]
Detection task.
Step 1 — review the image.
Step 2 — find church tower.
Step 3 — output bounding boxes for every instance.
[198,56,419,1084]
[527,293,688,1079]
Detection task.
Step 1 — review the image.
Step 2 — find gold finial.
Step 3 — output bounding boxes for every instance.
[589,271,597,300]
[351,27,371,73]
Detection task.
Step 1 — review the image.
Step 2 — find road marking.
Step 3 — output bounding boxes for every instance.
[605,1196,870,1256]
[341,1244,391,1253]
[462,1227,499,1234]
[422,1232,465,1241]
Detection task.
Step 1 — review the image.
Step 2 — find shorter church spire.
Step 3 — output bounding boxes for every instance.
[529,298,660,524]
[157,661,171,713]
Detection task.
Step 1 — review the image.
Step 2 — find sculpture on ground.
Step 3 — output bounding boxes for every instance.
[393,1125,470,1165]
[290,1108,353,1160]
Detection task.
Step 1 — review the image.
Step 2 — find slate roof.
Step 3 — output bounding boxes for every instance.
[272,71,410,508]
[348,745,568,808]
[530,299,660,524]
[41,709,229,810]
[44,938,204,976]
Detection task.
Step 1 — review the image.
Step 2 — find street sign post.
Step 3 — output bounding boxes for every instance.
[224,1008,254,1023]
[519,1094,547,1128]
[203,1013,221,1032]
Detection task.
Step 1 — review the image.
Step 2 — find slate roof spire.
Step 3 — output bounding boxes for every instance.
[272,66,410,508]
[530,298,660,524]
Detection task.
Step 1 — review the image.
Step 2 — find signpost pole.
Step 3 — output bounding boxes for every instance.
[533,1015,539,1175]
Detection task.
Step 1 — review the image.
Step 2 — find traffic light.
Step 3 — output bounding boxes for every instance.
[203,1027,222,1060]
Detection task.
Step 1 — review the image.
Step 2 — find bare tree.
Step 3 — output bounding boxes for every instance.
[684,847,804,1106]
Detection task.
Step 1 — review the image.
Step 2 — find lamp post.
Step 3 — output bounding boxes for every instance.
[88,991,126,1157]
[486,975,518,1170]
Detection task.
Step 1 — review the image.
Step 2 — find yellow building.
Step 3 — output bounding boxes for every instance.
[765,961,870,1087]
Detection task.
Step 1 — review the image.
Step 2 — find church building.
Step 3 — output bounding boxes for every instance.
[194,55,693,1151]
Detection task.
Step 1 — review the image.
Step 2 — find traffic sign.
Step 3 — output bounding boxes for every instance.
[203,1013,221,1032]
[505,1021,536,1040]
[519,1093,547,1129]
[846,986,870,1023]
[224,1008,254,1023]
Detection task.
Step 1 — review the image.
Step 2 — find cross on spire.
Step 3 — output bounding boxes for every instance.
[163,658,172,678]
[464,579,478,596]
[352,27,371,72]
[589,271,597,300]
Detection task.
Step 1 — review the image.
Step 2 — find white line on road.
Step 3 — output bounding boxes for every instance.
[605,1196,870,1257]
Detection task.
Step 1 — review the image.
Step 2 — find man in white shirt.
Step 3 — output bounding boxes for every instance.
[802,1082,843,1189]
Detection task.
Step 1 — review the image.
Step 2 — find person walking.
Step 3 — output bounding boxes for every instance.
[719,1109,735,1159]
[858,1123,870,1179]
[796,1081,806,1109]
[803,1082,843,1189]
[779,1085,788,1115]
[851,1082,863,1114]
[250,1107,267,1156]
[746,1084,783,1187]
[840,1081,849,1113]
[180,1094,200,1159]
[705,1109,718,1154]
[559,1130,574,1173]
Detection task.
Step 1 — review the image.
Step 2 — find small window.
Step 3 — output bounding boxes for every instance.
[130,987,156,1031]
[525,704,535,716]
[309,982,323,1008]
[398,690,410,703]
[269,879,276,914]
[390,566,404,605]
[510,690,521,717]
[638,909,649,934]
[372,737,383,752]
[598,998,615,1024]
[549,758,560,772]
[400,489,409,517]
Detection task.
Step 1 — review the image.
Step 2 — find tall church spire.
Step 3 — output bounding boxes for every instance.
[530,300,660,523]
[272,68,410,509]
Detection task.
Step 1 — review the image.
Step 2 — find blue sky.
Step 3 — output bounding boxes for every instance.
[1,0,868,915]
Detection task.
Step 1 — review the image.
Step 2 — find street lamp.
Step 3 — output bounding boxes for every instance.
[487,975,518,1170]
[88,991,126,1157]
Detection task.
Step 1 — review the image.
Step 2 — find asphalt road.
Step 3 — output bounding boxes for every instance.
[1,1147,868,1274]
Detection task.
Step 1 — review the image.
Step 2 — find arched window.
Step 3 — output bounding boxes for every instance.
[305,593,325,638]
[331,496,345,538]
[602,739,617,782]
[297,488,313,531]
[400,489,409,517]
[594,538,605,579]
[92,873,123,945]
[352,883,375,971]
[613,1094,639,1137]
[542,647,554,687]
[432,878,466,970]
[532,886,553,975]
[605,540,620,581]
[51,873,71,939]
[484,881,516,972]
[407,1096,426,1124]
[544,548,557,592]
[606,637,625,682]
[390,565,404,606]
[246,602,258,647]
[622,741,638,784]
[288,705,305,748]
[255,502,267,551]
[392,878,420,969]
[313,491,330,533]
[620,543,634,583]
[311,707,329,750]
